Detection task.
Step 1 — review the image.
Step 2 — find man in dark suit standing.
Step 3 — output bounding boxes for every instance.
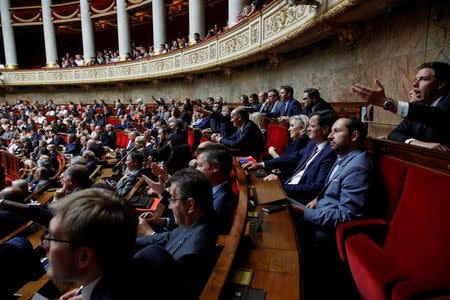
[136,169,218,299]
[302,88,335,117]
[212,106,264,159]
[352,61,449,151]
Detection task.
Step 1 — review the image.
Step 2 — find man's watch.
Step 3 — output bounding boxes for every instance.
[383,98,394,110]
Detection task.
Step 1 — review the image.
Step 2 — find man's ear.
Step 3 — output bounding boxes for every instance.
[185,197,196,214]
[77,247,96,270]
[212,162,221,175]
[351,130,360,143]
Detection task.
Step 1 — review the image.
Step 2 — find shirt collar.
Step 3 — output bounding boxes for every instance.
[81,276,101,300]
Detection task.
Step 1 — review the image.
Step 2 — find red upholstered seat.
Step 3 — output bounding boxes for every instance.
[59,134,69,144]
[378,157,409,221]
[106,117,120,125]
[343,166,450,300]
[115,131,129,148]
[260,123,288,160]
[337,157,409,262]
[187,130,195,151]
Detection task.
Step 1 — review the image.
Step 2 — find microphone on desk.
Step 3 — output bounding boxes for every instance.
[112,145,137,172]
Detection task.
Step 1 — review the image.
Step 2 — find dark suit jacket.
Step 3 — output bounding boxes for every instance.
[266,99,302,118]
[220,120,264,159]
[165,144,192,175]
[266,140,337,203]
[302,98,335,117]
[213,180,238,234]
[135,215,218,299]
[64,141,81,155]
[116,169,141,197]
[388,93,450,146]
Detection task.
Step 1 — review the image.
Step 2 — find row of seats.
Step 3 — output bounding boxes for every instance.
[337,155,450,300]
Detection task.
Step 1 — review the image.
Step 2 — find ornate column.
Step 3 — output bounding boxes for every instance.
[0,0,18,69]
[80,0,96,64]
[228,0,245,27]
[41,0,58,68]
[116,0,131,61]
[188,0,205,45]
[152,0,167,54]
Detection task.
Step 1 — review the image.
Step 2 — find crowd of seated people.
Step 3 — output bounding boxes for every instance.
[0,61,448,299]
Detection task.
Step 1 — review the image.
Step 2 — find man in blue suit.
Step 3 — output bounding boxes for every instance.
[136,169,218,299]
[290,116,372,299]
[244,110,337,204]
[265,85,302,120]
[63,134,81,156]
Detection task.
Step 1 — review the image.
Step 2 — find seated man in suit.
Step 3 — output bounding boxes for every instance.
[30,167,49,193]
[53,165,91,201]
[110,151,143,197]
[105,124,117,149]
[265,85,302,120]
[63,134,81,156]
[291,116,372,299]
[211,106,264,159]
[82,150,100,175]
[142,144,237,234]
[136,169,218,300]
[352,61,449,151]
[302,88,335,117]
[244,110,337,204]
[45,188,142,300]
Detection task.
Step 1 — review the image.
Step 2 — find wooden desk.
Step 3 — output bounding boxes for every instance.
[234,170,300,299]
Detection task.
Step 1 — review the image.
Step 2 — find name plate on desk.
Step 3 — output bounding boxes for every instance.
[248,171,288,205]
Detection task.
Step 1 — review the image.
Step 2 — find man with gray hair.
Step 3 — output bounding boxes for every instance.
[53,165,91,201]
[12,179,29,196]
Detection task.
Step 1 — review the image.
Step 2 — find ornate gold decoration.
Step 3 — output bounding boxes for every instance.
[251,22,260,45]
[5,64,19,70]
[268,54,283,70]
[219,29,250,56]
[183,47,210,66]
[45,62,58,68]
[150,58,175,72]
[185,74,194,83]
[118,56,127,62]
[336,23,360,50]
[263,4,307,40]
[223,67,232,79]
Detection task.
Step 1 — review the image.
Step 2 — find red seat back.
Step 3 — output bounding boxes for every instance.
[384,166,450,280]
[116,131,129,148]
[378,157,409,221]
[265,123,288,156]
[187,130,195,151]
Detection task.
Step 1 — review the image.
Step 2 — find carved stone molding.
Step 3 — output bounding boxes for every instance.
[268,54,283,69]
[336,23,361,50]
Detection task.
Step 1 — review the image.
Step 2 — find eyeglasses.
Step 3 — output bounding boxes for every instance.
[303,97,310,101]
[168,195,186,205]
[40,229,76,248]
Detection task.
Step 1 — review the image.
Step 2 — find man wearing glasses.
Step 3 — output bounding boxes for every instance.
[136,168,218,299]
[42,188,138,299]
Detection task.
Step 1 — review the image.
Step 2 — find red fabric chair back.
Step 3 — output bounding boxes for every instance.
[106,117,121,125]
[378,157,409,221]
[384,166,450,280]
[265,123,288,156]
[187,130,195,151]
[116,131,130,148]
